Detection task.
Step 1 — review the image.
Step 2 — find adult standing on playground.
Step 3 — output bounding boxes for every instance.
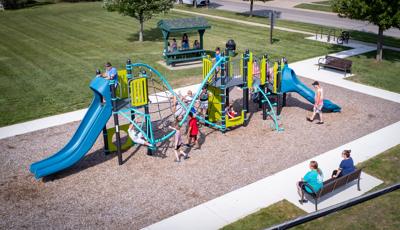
[102,62,119,87]
[307,81,324,124]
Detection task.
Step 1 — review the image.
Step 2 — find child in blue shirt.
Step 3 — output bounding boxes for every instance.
[102,62,119,86]
[297,161,324,203]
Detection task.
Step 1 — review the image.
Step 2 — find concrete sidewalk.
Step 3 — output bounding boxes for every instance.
[144,121,399,230]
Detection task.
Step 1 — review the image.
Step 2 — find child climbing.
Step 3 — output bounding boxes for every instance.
[128,123,153,147]
[169,123,189,162]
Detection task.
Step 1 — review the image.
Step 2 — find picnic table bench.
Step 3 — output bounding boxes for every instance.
[164,48,206,66]
[301,168,362,211]
[318,55,352,75]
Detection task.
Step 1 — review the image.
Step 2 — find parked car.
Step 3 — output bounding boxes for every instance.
[181,0,209,7]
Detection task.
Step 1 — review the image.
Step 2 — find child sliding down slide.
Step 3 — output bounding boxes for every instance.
[128,123,153,147]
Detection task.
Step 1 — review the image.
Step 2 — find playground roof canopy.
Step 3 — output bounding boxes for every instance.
[157,17,211,33]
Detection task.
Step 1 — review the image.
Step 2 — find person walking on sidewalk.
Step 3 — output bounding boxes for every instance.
[307,81,324,124]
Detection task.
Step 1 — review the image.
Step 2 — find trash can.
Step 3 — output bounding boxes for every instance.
[225,39,236,57]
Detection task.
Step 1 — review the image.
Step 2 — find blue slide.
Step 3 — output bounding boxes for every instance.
[30,77,112,179]
[281,66,341,112]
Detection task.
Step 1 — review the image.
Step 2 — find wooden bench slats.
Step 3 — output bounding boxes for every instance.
[318,55,352,75]
[165,49,206,65]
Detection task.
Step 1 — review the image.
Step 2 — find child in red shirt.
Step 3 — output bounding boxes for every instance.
[187,112,199,148]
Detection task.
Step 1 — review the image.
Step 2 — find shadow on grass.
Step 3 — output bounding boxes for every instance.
[352,49,400,63]
[237,9,282,19]
[4,0,54,10]
[128,27,164,42]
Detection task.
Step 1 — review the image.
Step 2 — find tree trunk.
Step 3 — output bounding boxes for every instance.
[194,0,197,8]
[250,0,253,17]
[376,26,384,61]
[139,18,144,42]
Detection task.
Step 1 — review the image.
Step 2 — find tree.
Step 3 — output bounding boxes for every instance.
[332,0,400,61]
[104,0,175,42]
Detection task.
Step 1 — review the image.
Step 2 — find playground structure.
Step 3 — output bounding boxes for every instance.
[201,49,341,132]
[30,49,341,179]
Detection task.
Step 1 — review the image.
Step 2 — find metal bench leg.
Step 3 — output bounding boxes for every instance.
[315,199,318,211]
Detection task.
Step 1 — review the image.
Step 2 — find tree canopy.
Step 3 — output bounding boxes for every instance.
[104,0,175,42]
[332,0,400,61]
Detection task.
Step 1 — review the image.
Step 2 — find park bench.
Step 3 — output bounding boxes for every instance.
[318,55,352,76]
[165,48,206,66]
[301,168,362,211]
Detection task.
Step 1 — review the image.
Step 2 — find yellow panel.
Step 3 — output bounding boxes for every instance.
[207,86,222,122]
[107,123,133,152]
[240,54,243,77]
[228,57,233,78]
[247,52,253,89]
[130,78,148,107]
[203,57,212,81]
[273,62,278,93]
[226,110,245,128]
[116,70,129,99]
[261,57,266,85]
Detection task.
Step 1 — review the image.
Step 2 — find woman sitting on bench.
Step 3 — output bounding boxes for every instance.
[332,150,355,178]
[297,161,324,203]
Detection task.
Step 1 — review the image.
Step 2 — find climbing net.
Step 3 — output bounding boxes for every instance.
[116,64,189,148]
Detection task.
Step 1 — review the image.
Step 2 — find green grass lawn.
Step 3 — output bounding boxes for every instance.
[0,2,347,127]
[175,4,400,48]
[348,49,400,93]
[312,1,332,5]
[222,145,400,230]
[294,3,334,13]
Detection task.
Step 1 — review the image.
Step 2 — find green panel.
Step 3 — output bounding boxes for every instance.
[208,86,222,122]
[106,123,134,152]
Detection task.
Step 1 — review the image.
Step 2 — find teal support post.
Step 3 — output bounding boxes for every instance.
[220,51,226,133]
[243,49,249,125]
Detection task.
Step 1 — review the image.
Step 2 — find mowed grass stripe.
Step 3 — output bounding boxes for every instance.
[0,2,348,126]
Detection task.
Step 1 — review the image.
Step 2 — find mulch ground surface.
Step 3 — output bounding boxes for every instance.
[1,77,399,229]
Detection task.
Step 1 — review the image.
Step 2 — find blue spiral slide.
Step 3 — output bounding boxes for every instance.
[281,66,341,112]
[30,77,112,179]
